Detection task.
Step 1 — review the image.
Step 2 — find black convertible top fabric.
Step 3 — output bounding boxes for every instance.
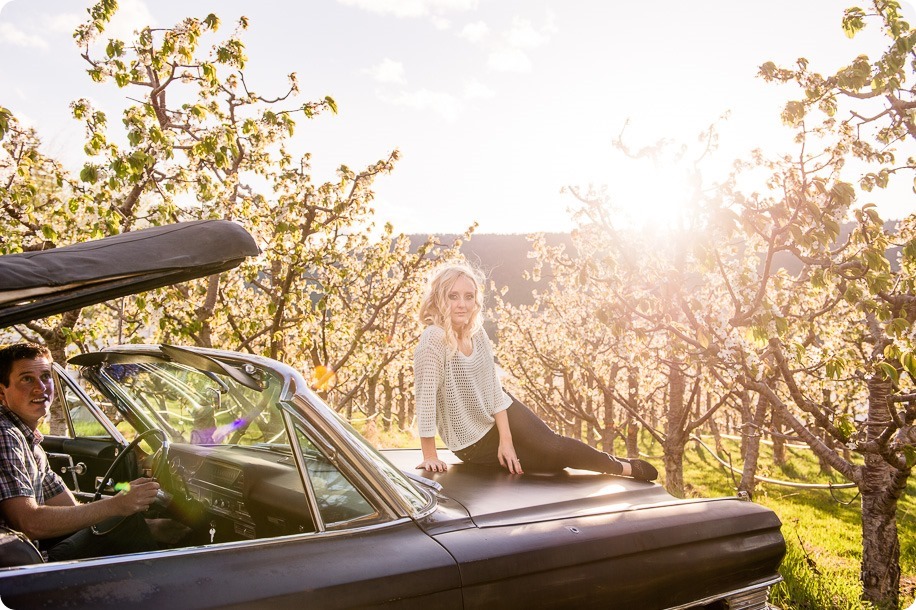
[0,220,259,327]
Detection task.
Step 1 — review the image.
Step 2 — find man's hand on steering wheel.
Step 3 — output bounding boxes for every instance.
[111,477,161,516]
[91,428,169,535]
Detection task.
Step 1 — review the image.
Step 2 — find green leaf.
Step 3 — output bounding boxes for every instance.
[834,413,855,441]
[886,317,911,338]
[0,106,10,141]
[884,343,901,361]
[904,446,916,469]
[106,39,123,58]
[40,224,57,241]
[79,165,99,183]
[842,7,867,38]
[877,361,899,383]
[782,100,806,125]
[697,329,710,349]
[826,357,846,379]
[843,283,863,304]
[775,317,789,335]
[902,352,916,378]
[830,181,856,207]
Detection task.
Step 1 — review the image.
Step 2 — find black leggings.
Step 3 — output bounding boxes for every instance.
[453,398,619,474]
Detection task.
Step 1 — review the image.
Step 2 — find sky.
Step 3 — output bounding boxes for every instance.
[1,0,914,235]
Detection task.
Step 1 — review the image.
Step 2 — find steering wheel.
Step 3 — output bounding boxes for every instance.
[91,428,170,536]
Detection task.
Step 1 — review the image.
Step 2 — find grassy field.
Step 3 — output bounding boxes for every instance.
[359,421,916,610]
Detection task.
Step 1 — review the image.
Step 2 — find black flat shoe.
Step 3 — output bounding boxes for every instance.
[624,458,658,482]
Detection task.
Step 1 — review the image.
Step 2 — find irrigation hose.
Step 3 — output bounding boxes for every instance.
[688,434,857,490]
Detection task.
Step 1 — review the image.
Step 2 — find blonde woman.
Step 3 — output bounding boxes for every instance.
[413,262,657,480]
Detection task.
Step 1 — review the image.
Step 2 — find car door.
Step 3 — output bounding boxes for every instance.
[1,399,463,609]
[0,519,462,609]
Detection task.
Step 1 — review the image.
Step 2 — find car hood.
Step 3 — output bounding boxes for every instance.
[383,448,700,527]
[0,220,259,327]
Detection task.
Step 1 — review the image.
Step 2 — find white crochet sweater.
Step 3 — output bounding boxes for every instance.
[414,325,512,451]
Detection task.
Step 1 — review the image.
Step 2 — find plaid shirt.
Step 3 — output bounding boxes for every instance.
[0,407,66,527]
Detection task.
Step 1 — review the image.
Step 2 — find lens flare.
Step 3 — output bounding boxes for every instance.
[311,365,337,391]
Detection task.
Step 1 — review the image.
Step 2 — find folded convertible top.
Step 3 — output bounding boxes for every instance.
[0,220,259,328]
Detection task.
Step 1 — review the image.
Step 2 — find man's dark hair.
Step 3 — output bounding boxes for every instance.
[0,343,53,387]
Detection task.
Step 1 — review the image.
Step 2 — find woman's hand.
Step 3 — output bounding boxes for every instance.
[416,458,448,472]
[493,410,522,474]
[418,437,448,472]
[498,441,523,474]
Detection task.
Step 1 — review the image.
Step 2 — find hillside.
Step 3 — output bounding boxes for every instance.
[411,219,903,307]
[409,233,572,306]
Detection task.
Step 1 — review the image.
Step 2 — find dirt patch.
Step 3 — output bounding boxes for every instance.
[900,574,916,609]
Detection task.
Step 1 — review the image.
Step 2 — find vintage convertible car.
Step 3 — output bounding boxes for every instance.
[0,221,785,609]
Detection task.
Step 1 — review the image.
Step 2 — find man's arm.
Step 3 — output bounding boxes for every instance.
[44,486,78,507]
[0,478,160,540]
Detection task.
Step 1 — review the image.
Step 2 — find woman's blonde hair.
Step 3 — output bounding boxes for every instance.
[418,261,485,351]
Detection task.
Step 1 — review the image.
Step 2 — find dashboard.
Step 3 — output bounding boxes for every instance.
[165,444,316,543]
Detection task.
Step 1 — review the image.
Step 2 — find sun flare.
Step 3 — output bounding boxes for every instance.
[607,157,696,231]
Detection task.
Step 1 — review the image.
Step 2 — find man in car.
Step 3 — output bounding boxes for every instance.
[0,342,160,561]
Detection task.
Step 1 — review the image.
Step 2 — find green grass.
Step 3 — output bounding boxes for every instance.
[370,425,916,609]
[351,418,421,449]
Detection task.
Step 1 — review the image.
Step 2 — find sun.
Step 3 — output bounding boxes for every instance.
[606,155,697,231]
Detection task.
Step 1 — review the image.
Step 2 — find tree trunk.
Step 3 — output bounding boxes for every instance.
[818,389,836,475]
[366,374,378,419]
[818,430,837,475]
[382,380,393,432]
[860,481,902,610]
[194,274,221,349]
[859,374,904,609]
[663,363,687,497]
[738,390,767,497]
[40,317,78,436]
[626,415,639,459]
[397,371,409,430]
[600,388,616,452]
[625,371,640,458]
[737,389,752,460]
[771,407,786,467]
[709,417,723,455]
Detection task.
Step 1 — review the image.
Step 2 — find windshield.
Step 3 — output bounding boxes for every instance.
[89,359,283,446]
[321,403,432,514]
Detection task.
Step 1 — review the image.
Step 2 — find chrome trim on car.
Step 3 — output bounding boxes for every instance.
[662,576,782,610]
[281,408,325,532]
[52,363,128,443]
[286,393,410,520]
[401,470,443,493]
[70,344,420,522]
[0,517,417,575]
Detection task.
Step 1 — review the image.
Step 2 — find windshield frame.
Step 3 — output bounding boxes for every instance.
[74,345,435,521]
